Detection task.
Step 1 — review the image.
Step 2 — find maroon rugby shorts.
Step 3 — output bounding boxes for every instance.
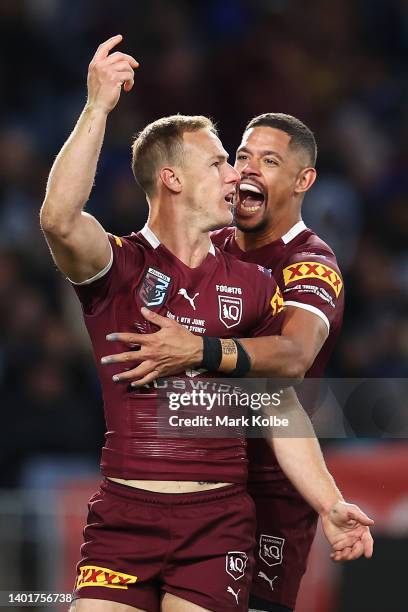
[73,478,256,611]
[248,475,318,610]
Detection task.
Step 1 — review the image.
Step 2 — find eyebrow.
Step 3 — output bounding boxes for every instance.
[212,153,229,162]
[236,146,284,162]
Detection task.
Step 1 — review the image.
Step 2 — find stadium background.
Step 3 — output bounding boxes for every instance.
[0,1,407,610]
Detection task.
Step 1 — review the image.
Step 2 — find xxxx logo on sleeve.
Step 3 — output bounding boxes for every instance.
[76,565,137,590]
[270,286,284,316]
[282,261,343,297]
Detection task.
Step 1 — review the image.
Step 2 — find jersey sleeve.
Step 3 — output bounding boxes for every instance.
[249,265,285,337]
[70,233,144,315]
[279,250,344,332]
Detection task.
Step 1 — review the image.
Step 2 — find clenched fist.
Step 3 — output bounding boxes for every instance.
[87,35,139,114]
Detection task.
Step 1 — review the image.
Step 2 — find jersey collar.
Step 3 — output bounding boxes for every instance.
[140,224,216,255]
[281,220,307,244]
[140,224,161,248]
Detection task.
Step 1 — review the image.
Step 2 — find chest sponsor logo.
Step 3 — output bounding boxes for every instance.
[139,267,171,307]
[282,261,343,297]
[271,285,284,316]
[226,551,248,580]
[76,565,137,590]
[178,288,199,310]
[218,296,242,328]
[259,535,285,567]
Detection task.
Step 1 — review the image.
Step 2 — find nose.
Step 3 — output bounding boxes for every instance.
[225,163,241,185]
[239,159,261,177]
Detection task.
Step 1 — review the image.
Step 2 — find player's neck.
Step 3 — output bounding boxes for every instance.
[148,215,212,268]
[235,212,302,251]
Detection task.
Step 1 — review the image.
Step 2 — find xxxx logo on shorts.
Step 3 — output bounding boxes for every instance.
[76,565,137,590]
[226,551,248,581]
[282,261,343,297]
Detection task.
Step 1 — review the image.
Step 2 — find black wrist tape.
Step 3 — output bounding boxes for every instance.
[201,336,251,377]
[230,338,251,377]
[201,336,223,372]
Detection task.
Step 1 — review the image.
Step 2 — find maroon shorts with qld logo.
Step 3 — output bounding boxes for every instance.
[73,478,256,612]
[248,476,318,610]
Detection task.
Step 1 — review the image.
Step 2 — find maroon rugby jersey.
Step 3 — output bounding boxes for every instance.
[71,225,283,484]
[212,220,344,480]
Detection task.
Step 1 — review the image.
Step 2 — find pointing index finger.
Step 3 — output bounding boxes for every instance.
[94,34,123,60]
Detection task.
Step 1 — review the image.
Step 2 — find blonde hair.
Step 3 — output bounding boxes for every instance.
[132,114,217,196]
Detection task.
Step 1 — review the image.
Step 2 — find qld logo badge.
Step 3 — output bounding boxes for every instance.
[226,551,248,581]
[218,296,242,329]
[139,267,171,307]
[259,535,285,567]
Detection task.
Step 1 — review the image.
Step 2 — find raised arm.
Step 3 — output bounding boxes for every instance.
[40,35,139,282]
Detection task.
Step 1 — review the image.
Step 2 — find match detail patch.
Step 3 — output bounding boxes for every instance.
[76,565,137,590]
[282,261,343,297]
[270,286,284,316]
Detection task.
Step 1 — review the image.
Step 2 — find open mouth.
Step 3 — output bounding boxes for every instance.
[237,182,265,213]
[224,191,235,206]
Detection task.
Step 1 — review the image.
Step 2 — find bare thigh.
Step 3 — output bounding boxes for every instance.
[70,599,147,612]
[161,592,211,612]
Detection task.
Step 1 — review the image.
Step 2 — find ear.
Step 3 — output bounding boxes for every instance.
[159,167,182,194]
[294,167,317,195]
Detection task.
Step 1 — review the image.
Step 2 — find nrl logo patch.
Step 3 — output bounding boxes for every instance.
[139,267,171,307]
[259,535,285,567]
[226,551,248,581]
[218,296,243,329]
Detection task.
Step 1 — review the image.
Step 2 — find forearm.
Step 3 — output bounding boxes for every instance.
[265,391,343,514]
[201,308,327,378]
[198,334,308,379]
[41,104,108,232]
[272,436,343,515]
[240,335,306,378]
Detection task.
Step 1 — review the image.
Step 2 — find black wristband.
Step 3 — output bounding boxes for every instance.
[201,336,223,372]
[201,336,251,377]
[230,339,251,377]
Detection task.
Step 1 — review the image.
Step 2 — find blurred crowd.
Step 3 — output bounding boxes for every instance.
[0,0,407,487]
